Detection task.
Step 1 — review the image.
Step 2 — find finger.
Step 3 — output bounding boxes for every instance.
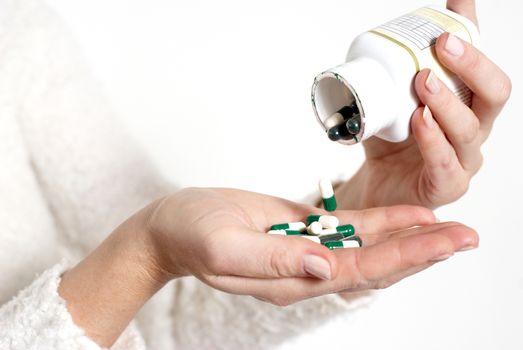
[224,191,436,235]
[365,224,478,288]
[446,0,478,26]
[358,222,479,251]
[201,227,338,280]
[435,33,512,136]
[369,262,435,290]
[210,188,313,231]
[410,106,470,201]
[414,69,483,173]
[340,224,473,287]
[206,224,477,304]
[262,201,435,234]
[332,205,436,234]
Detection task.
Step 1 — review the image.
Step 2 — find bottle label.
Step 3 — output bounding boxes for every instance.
[370,7,475,106]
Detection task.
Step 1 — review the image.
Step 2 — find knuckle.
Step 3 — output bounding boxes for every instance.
[454,177,470,198]
[439,150,455,173]
[477,151,484,169]
[268,246,292,277]
[350,249,371,290]
[470,152,484,175]
[268,294,294,307]
[435,90,453,111]
[463,49,482,76]
[493,74,512,106]
[374,279,394,290]
[458,117,480,144]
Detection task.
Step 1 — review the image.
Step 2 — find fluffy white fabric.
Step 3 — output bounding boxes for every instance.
[0,0,367,348]
[0,261,146,350]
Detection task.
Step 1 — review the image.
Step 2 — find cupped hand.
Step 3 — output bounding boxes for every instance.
[145,187,478,306]
[337,0,511,210]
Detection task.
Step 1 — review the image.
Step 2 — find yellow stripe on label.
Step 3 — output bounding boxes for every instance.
[416,7,472,43]
[369,7,472,73]
[369,30,420,71]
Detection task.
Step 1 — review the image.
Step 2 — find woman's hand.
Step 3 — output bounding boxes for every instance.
[147,188,478,305]
[59,187,478,346]
[336,0,511,210]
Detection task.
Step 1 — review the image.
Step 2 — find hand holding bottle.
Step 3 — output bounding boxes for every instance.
[336,0,511,209]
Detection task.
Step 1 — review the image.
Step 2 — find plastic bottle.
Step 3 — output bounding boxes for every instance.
[311,5,480,145]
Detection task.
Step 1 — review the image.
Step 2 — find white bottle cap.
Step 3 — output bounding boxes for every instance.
[311,57,397,144]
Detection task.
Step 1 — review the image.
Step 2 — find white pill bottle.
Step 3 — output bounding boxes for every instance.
[311,6,480,145]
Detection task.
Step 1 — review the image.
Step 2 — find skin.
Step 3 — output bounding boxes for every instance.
[336,0,512,210]
[60,188,477,347]
[58,0,509,347]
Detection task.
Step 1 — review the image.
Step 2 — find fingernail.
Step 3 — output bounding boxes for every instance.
[430,253,453,262]
[303,255,332,280]
[422,105,436,129]
[445,33,464,57]
[425,71,440,94]
[458,245,477,252]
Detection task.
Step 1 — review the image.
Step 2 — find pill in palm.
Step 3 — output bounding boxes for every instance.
[324,237,362,249]
[267,231,345,244]
[268,230,304,236]
[306,214,339,229]
[319,215,339,229]
[270,222,306,232]
[307,221,323,236]
[319,224,355,237]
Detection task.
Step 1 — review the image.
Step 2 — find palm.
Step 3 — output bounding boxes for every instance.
[148,187,477,305]
[360,136,440,208]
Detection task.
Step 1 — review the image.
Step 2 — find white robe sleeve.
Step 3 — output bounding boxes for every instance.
[8,1,371,349]
[0,1,162,348]
[0,261,146,350]
[170,278,371,350]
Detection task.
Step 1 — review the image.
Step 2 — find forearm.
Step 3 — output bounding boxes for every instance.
[58,204,169,348]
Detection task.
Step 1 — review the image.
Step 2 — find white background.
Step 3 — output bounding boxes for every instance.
[45,0,523,349]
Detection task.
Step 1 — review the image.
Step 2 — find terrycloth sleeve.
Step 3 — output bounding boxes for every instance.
[1,0,173,348]
[171,277,371,350]
[0,261,146,350]
[10,1,370,349]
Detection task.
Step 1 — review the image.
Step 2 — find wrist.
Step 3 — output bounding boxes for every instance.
[132,197,179,283]
[58,202,170,347]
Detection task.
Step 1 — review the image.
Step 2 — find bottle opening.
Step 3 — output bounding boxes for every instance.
[311,72,364,144]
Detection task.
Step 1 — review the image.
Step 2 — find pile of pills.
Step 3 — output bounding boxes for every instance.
[267,179,361,250]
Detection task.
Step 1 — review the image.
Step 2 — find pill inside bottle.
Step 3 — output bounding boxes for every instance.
[325,103,362,142]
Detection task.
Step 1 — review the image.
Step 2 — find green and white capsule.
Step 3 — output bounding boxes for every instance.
[299,233,345,244]
[324,237,362,250]
[306,221,323,236]
[319,178,337,212]
[342,236,363,246]
[319,224,355,237]
[306,214,339,229]
[267,230,304,236]
[270,222,306,232]
[318,233,346,243]
[267,232,339,245]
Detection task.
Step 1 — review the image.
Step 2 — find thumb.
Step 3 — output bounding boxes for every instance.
[205,228,338,280]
